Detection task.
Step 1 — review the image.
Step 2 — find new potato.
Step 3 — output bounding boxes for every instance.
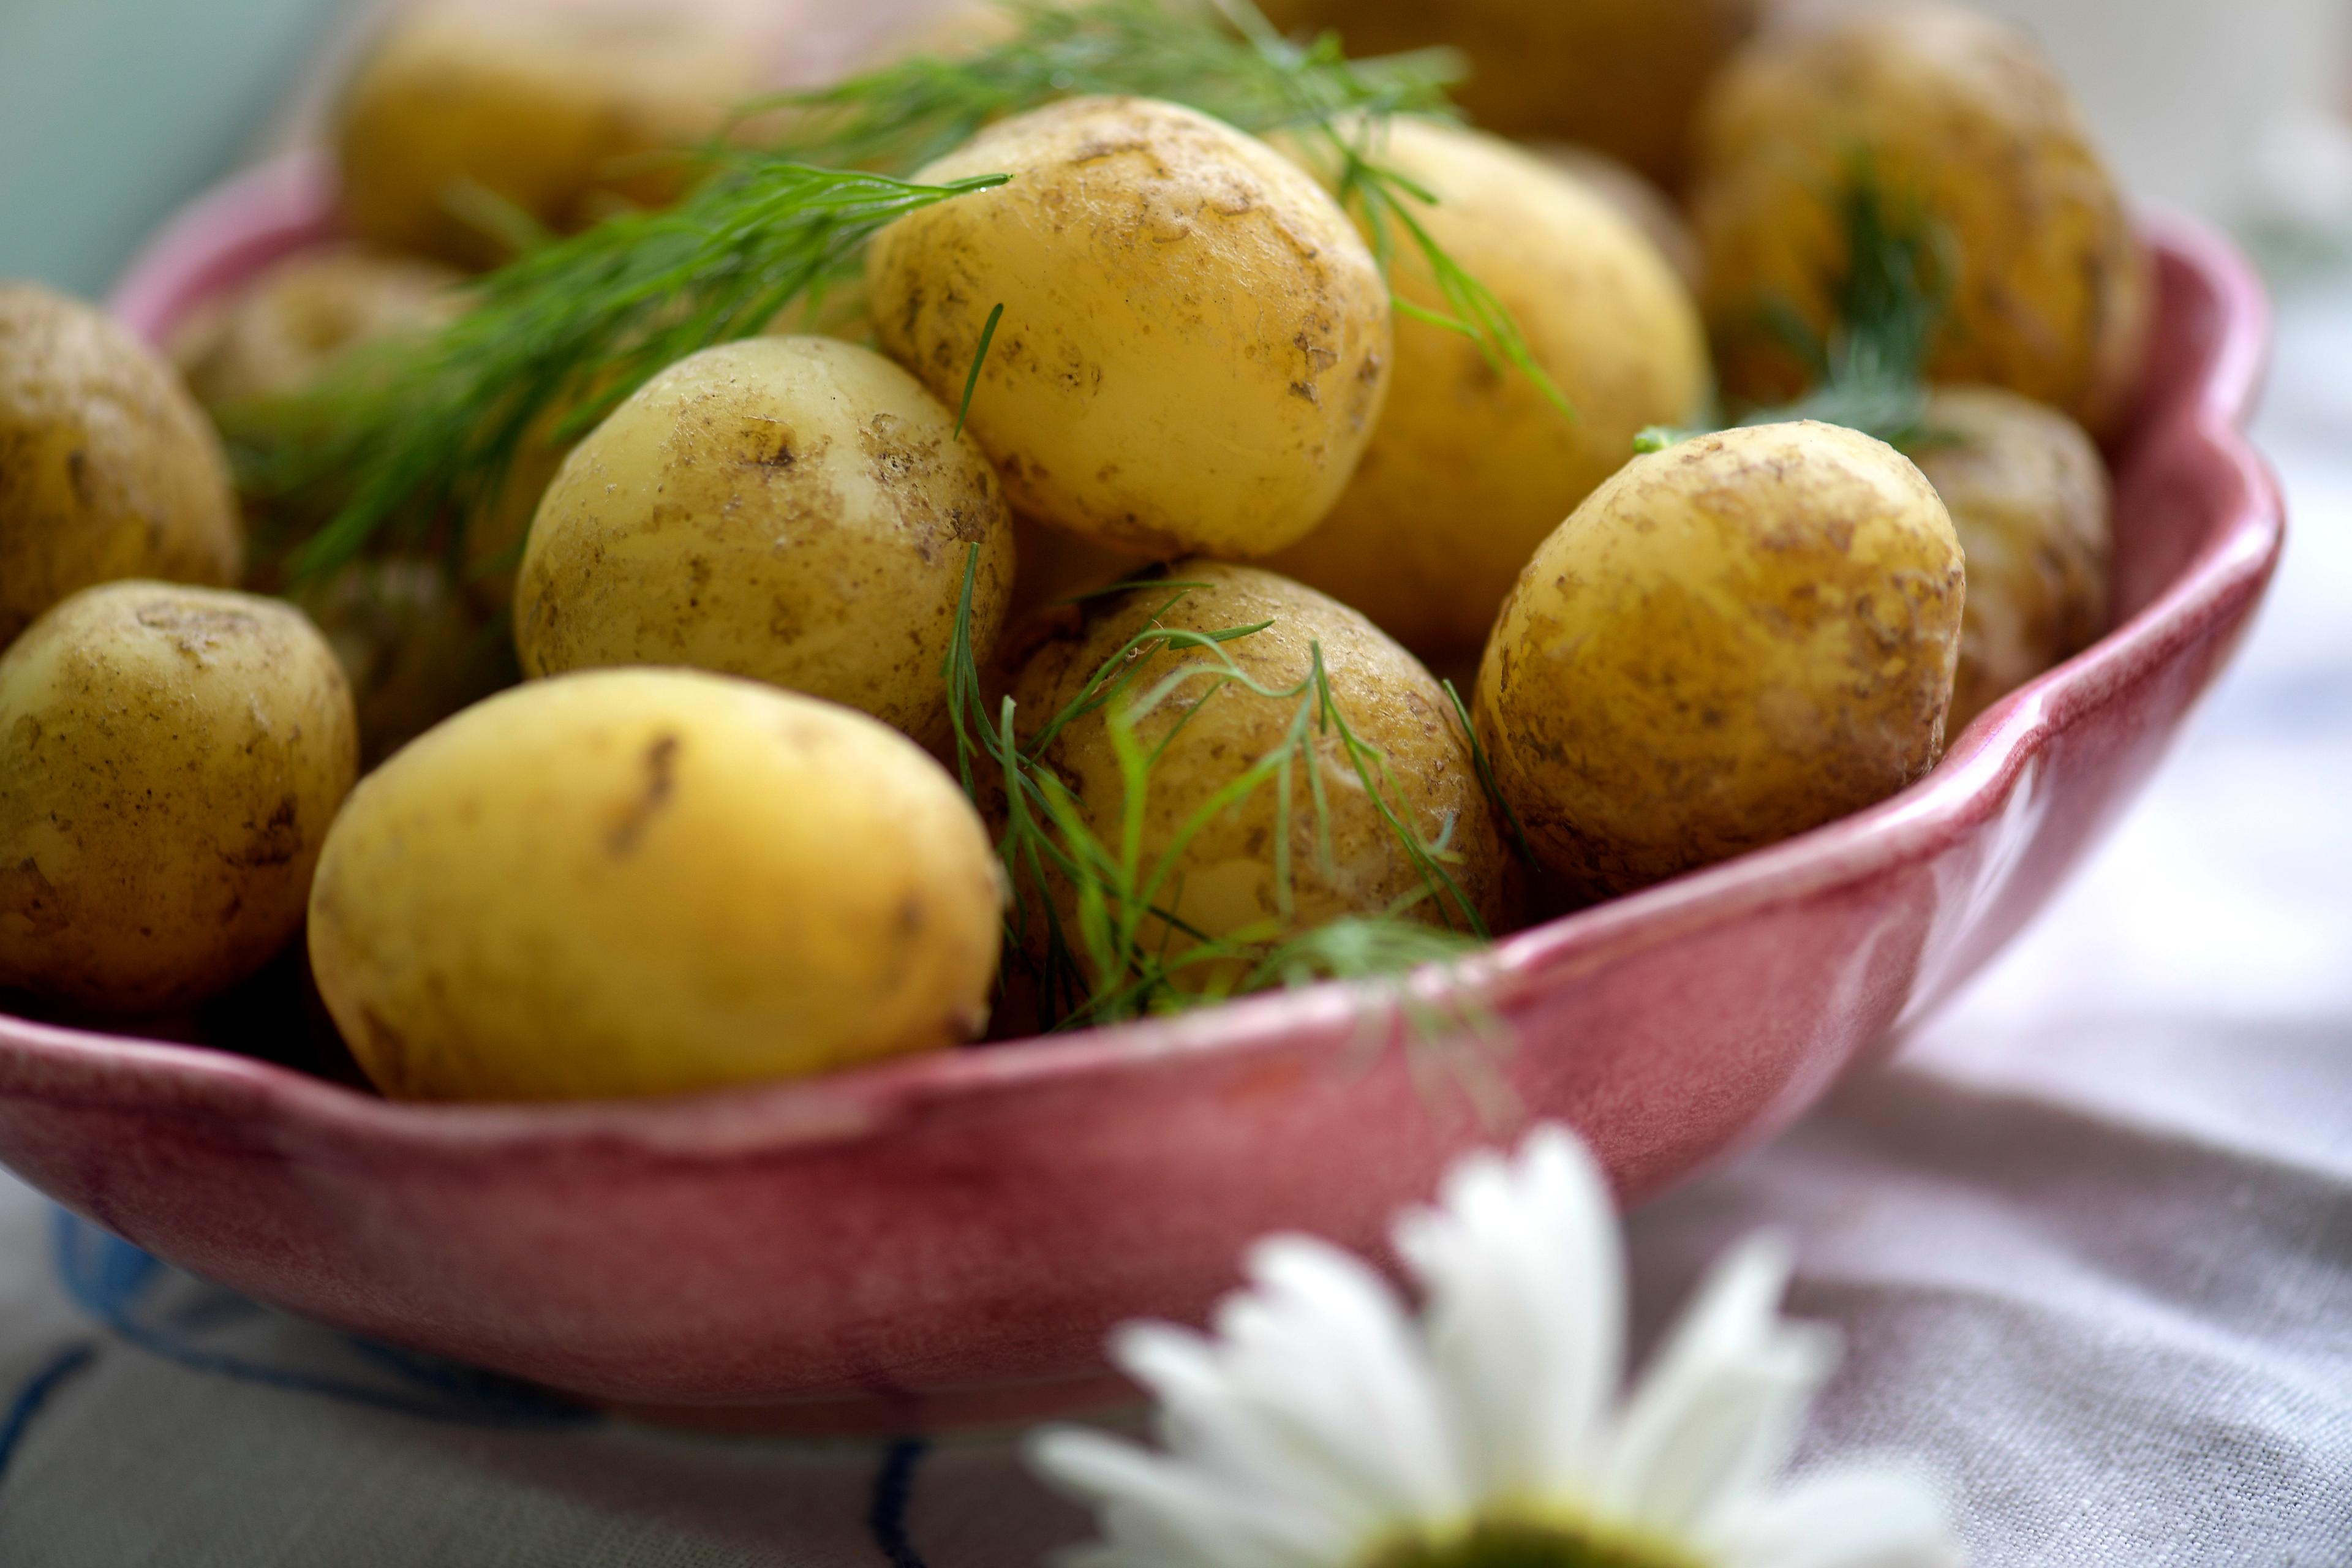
[292,560,515,769]
[334,0,772,270]
[867,96,1392,559]
[1,285,241,648]
[515,336,1015,748]
[308,669,1005,1100]
[1255,0,1762,186]
[0,582,358,1012]
[1268,118,1709,658]
[170,247,462,410]
[1476,422,1965,896]
[1005,560,1517,978]
[1913,386,2110,734]
[1693,1,2149,435]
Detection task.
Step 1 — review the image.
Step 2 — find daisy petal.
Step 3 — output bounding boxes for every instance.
[1027,1427,1337,1568]
[1394,1124,1624,1498]
[1604,1234,1839,1535]
[1710,1462,1966,1568]
[1112,1321,1395,1545]
[1205,1235,1472,1520]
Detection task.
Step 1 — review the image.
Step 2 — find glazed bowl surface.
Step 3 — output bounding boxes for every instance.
[0,159,2283,1430]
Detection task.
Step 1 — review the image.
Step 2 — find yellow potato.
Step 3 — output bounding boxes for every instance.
[1913,386,2109,735]
[515,336,1015,748]
[169,247,462,410]
[308,669,1004,1100]
[334,0,771,270]
[1476,421,1964,896]
[1256,0,1762,186]
[1526,141,1706,295]
[291,559,516,769]
[1267,118,1709,659]
[1693,1,2149,435]
[0,284,241,648]
[866,96,1392,559]
[0,582,357,1013]
[1004,560,1517,987]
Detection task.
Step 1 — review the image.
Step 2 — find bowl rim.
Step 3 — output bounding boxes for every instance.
[1,189,2282,1167]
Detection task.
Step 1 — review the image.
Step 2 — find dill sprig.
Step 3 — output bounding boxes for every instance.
[236,164,1007,578]
[941,548,1490,1035]
[236,0,1565,579]
[1639,160,1953,455]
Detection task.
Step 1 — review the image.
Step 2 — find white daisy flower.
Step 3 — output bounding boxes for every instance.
[1028,1125,1964,1568]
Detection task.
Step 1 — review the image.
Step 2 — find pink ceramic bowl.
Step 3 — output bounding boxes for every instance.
[0,157,2283,1431]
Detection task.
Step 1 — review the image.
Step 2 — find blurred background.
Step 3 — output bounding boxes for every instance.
[3,0,2350,296]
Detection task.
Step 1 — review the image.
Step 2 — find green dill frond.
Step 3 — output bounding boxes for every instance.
[235,0,1560,580]
[1660,157,1954,456]
[940,545,1496,1036]
[231,163,1007,579]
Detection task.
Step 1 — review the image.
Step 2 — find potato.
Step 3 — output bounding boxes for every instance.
[1004,560,1517,985]
[1256,0,1762,186]
[1267,118,1709,659]
[169,247,462,410]
[1912,386,2109,735]
[1692,1,2149,435]
[291,559,516,769]
[514,336,1015,748]
[866,96,1392,559]
[1476,421,1964,897]
[0,284,241,648]
[334,0,770,270]
[0,582,358,1012]
[307,669,1004,1100]
[1528,142,1706,295]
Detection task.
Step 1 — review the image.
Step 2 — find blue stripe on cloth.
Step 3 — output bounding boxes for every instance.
[0,1343,96,1483]
[48,1210,595,1430]
[867,1438,932,1568]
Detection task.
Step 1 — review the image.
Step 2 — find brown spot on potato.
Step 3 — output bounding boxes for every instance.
[606,731,680,857]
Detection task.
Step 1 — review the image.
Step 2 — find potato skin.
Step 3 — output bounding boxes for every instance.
[292,559,515,769]
[1267,119,1708,659]
[170,247,462,409]
[0,582,358,1012]
[1476,422,1964,896]
[1256,0,1761,187]
[334,0,766,270]
[1913,386,2109,735]
[0,285,241,649]
[867,96,1392,559]
[515,337,1014,749]
[308,669,1005,1101]
[1006,560,1517,974]
[1693,2,2149,435]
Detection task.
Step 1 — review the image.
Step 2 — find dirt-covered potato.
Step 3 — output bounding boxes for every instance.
[867,96,1392,559]
[0,285,241,649]
[291,559,515,769]
[308,669,1004,1101]
[1693,1,2149,435]
[515,336,1015,748]
[1267,118,1709,659]
[1256,0,1762,186]
[169,247,462,410]
[1477,421,1964,896]
[0,582,358,1012]
[1913,386,2110,735]
[334,0,771,270]
[1005,560,1517,980]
